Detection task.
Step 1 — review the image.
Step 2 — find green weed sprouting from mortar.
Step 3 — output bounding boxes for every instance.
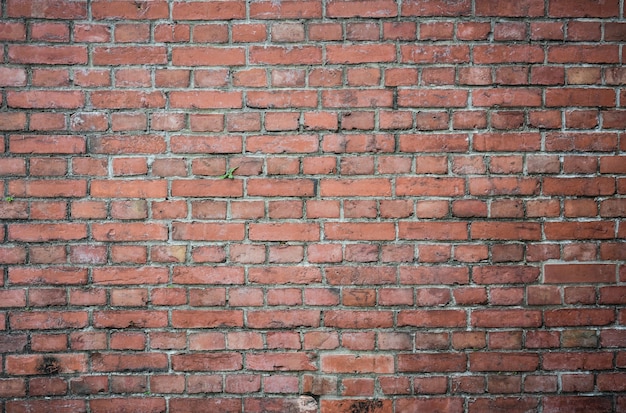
[219,166,238,179]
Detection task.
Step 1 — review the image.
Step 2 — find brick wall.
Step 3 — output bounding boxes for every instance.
[1,0,625,412]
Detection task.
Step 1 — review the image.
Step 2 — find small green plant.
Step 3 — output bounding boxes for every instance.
[4,196,14,202]
[219,166,238,179]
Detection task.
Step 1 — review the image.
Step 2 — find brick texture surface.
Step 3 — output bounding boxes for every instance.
[0,1,625,412]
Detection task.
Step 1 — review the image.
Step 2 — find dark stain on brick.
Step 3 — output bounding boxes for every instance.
[37,356,61,375]
[350,400,383,413]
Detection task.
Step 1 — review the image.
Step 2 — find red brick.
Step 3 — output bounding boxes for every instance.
[8,91,84,109]
[9,267,87,286]
[248,178,314,197]
[170,398,241,413]
[456,22,490,40]
[91,180,167,197]
[546,397,613,413]
[494,22,528,41]
[172,222,244,241]
[545,132,617,152]
[474,45,544,63]
[604,22,626,40]
[401,45,469,63]
[549,0,619,17]
[9,45,86,65]
[250,46,321,65]
[557,309,613,329]
[420,21,454,40]
[171,310,243,328]
[544,177,615,196]
[91,310,167,329]
[473,88,542,107]
[398,89,467,107]
[326,266,396,285]
[91,398,165,413]
[472,309,542,327]
[91,91,165,109]
[91,267,168,286]
[321,178,391,196]
[489,288,524,308]
[92,0,168,19]
[469,398,539,413]
[31,69,69,87]
[6,400,86,413]
[249,223,319,242]
[0,160,22,183]
[470,177,539,196]
[400,266,469,285]
[0,290,26,308]
[172,1,244,19]
[74,23,111,41]
[471,222,541,240]
[172,267,244,285]
[476,0,544,15]
[567,21,601,41]
[0,378,26,397]
[454,245,489,263]
[545,264,616,283]
[248,90,317,108]
[246,353,316,371]
[543,351,614,371]
[9,311,88,331]
[326,0,397,17]
[92,46,166,65]
[10,180,86,201]
[495,68,534,87]
[323,133,394,153]
[470,353,539,372]
[402,0,470,16]
[416,288,450,307]
[398,222,467,241]
[415,110,450,129]
[544,221,615,240]
[567,67,602,85]
[341,111,375,130]
[398,309,466,327]
[322,89,393,108]
[0,333,28,354]
[110,113,146,131]
[7,222,87,241]
[322,354,393,374]
[0,113,26,131]
[396,177,464,196]
[248,310,320,329]
[473,266,539,284]
[546,88,616,106]
[398,354,466,372]
[271,23,306,43]
[0,22,26,41]
[0,67,27,87]
[326,44,395,64]
[474,132,541,151]
[91,223,167,241]
[170,91,242,109]
[325,223,395,241]
[172,46,244,66]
